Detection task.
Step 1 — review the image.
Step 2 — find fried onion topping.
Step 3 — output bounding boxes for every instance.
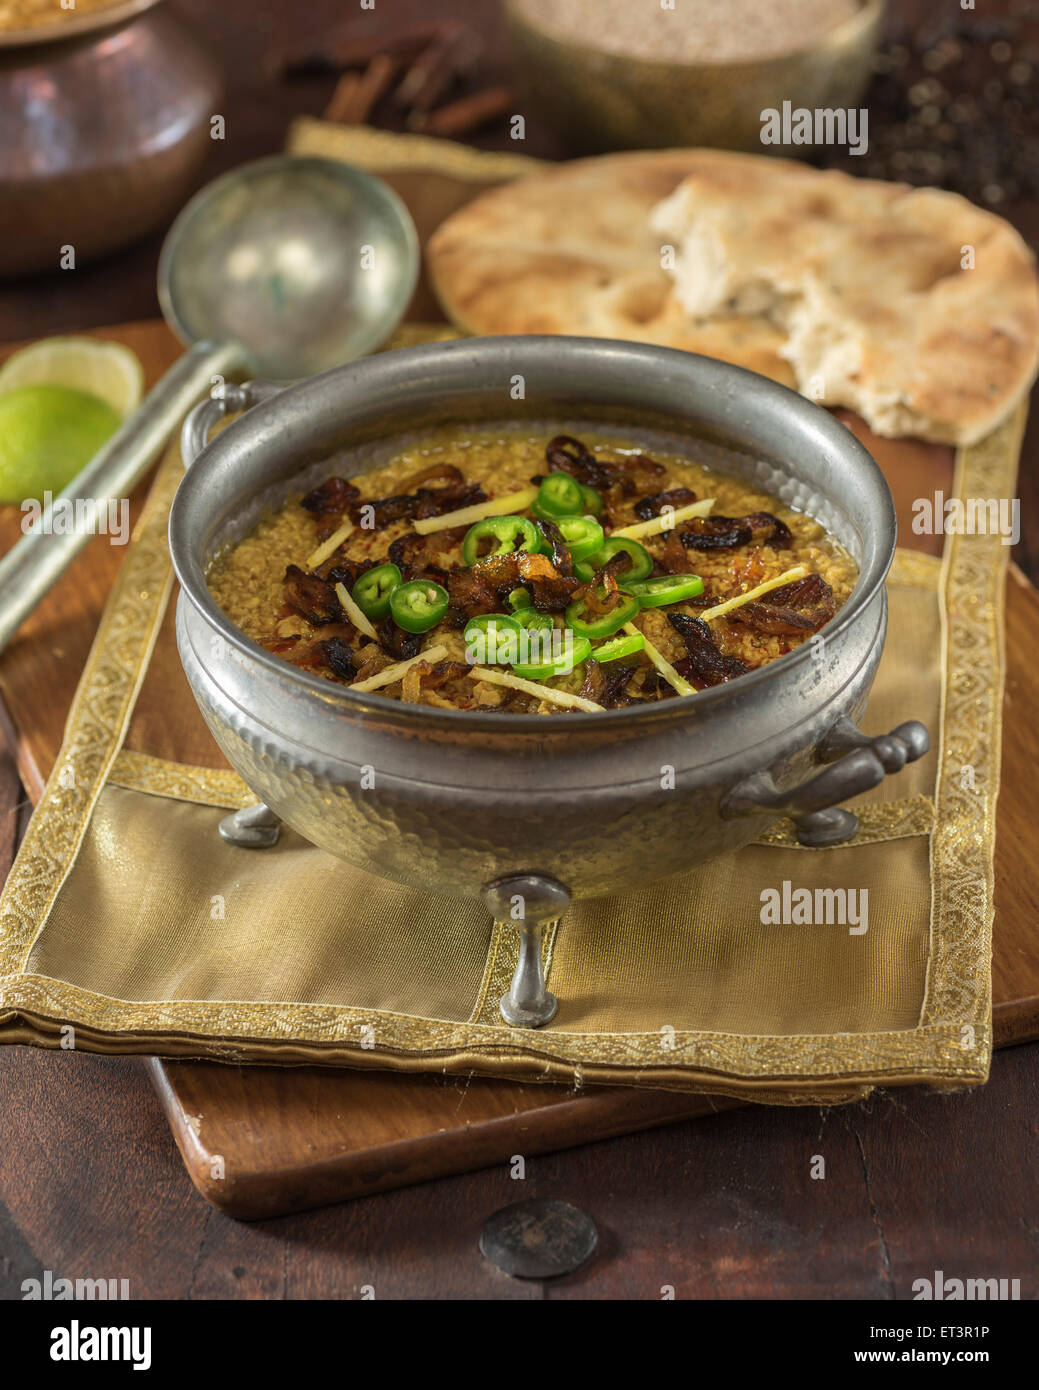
[633,487,699,520]
[667,612,751,686]
[283,565,343,626]
[728,572,837,634]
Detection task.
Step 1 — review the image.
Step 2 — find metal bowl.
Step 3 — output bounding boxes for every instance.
[170,337,928,1026]
[503,0,886,154]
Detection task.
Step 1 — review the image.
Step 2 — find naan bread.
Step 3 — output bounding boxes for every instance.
[651,159,1039,445]
[426,150,796,386]
[428,149,1039,445]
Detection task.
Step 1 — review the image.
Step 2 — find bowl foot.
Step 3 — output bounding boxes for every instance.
[483,873,569,1029]
[792,807,860,846]
[219,801,281,849]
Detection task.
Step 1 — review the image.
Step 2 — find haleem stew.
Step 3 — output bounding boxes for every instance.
[207,430,858,714]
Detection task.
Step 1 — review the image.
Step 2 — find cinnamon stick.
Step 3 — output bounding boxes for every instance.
[277,24,449,79]
[393,23,476,113]
[323,53,398,125]
[412,86,514,138]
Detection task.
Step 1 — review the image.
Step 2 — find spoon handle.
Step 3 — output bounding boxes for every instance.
[0,339,247,654]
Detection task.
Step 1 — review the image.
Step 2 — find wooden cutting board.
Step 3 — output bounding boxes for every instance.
[3,319,1038,1220]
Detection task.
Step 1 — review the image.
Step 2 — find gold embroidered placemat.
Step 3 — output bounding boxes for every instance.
[0,320,1020,1099]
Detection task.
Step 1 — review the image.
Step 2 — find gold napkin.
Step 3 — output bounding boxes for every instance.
[0,329,1019,1100]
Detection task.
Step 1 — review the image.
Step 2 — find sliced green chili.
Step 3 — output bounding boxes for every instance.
[555,515,604,562]
[462,515,540,567]
[584,536,653,584]
[507,587,532,611]
[514,609,554,631]
[579,484,603,516]
[532,472,583,519]
[464,613,523,664]
[512,633,592,681]
[351,562,402,620]
[389,579,450,633]
[592,631,645,662]
[627,573,705,608]
[565,588,640,639]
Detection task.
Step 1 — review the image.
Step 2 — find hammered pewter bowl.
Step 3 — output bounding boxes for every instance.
[503,0,886,154]
[169,337,928,1027]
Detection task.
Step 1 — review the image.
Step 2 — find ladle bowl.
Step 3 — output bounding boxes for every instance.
[158,156,419,380]
[0,155,419,650]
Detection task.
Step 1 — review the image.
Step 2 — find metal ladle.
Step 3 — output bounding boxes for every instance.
[0,155,419,651]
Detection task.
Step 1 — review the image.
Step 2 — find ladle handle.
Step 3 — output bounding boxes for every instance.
[0,339,246,654]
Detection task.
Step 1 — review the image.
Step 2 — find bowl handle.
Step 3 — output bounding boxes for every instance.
[720,718,930,847]
[180,380,284,469]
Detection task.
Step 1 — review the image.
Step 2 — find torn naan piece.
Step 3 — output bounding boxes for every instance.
[426,150,797,387]
[651,159,1039,445]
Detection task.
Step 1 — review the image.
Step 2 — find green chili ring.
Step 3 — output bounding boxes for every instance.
[462,515,540,567]
[463,612,524,664]
[579,484,603,516]
[585,536,654,584]
[389,579,450,634]
[555,515,605,562]
[627,574,705,608]
[512,633,592,681]
[532,472,583,518]
[592,631,646,662]
[565,589,641,639]
[514,609,554,632]
[352,562,402,620]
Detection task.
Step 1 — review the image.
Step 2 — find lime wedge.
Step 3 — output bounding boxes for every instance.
[0,385,122,504]
[0,336,143,417]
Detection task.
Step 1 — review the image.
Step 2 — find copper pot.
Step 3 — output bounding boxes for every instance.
[0,0,222,278]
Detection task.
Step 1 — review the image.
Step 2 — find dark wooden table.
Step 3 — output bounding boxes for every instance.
[1,0,1037,1299]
